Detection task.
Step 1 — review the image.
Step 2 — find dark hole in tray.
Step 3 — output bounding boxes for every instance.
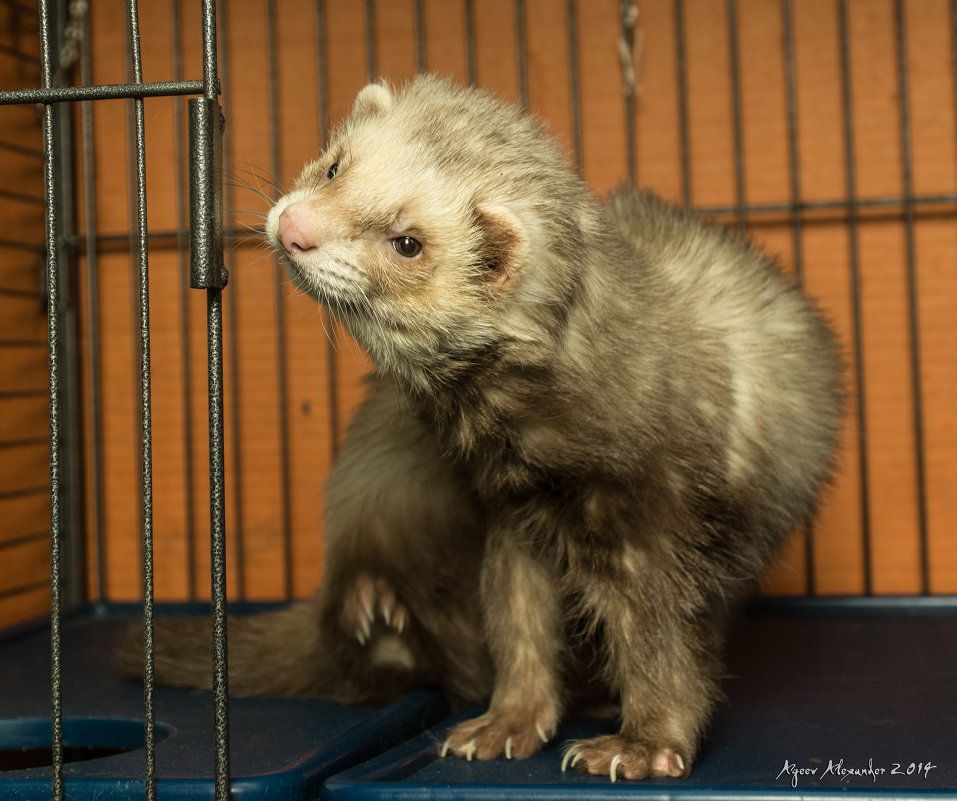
[0,718,172,773]
[0,745,132,772]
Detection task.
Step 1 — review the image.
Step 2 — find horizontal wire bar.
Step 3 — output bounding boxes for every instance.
[0,339,48,347]
[0,287,43,298]
[0,436,48,449]
[0,484,48,501]
[0,138,44,158]
[0,79,206,106]
[0,187,45,205]
[0,388,47,399]
[0,530,48,549]
[0,0,37,17]
[0,579,49,602]
[0,239,44,252]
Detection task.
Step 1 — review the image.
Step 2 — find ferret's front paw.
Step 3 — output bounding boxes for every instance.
[440,710,556,761]
[342,573,409,644]
[561,734,689,782]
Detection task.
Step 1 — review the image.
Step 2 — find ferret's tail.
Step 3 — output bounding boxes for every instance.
[119,601,331,697]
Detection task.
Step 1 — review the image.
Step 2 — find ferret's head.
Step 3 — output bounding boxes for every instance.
[265,75,598,388]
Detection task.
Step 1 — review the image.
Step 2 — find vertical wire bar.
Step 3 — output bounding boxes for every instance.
[126,1,157,797]
[620,0,638,187]
[79,0,105,603]
[515,0,528,108]
[726,0,746,230]
[265,0,293,601]
[566,0,583,178]
[171,0,198,600]
[365,0,376,81]
[314,0,340,460]
[414,0,426,73]
[464,0,476,85]
[674,0,692,205]
[219,0,246,601]
[893,0,930,595]
[38,0,63,797]
[198,0,231,796]
[837,0,873,595]
[781,0,815,596]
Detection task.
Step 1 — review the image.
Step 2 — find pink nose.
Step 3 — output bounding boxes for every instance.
[277,204,317,254]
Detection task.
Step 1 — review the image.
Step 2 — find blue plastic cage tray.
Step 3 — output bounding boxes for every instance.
[323,600,957,800]
[0,610,448,801]
[2,601,956,800]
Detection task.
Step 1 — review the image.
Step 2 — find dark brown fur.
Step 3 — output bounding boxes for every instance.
[126,75,843,781]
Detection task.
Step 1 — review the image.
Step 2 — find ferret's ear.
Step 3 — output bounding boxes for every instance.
[474,204,525,290]
[353,82,393,119]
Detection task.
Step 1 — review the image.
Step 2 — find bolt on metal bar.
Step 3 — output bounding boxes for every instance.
[37,0,64,798]
[837,0,873,595]
[893,0,930,596]
[266,0,294,601]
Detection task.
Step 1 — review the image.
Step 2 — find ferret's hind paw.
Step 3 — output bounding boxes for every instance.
[440,710,555,762]
[342,573,409,644]
[560,735,689,782]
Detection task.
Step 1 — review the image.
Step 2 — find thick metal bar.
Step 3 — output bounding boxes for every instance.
[0,80,205,105]
[566,0,583,177]
[726,0,746,230]
[674,0,692,205]
[188,100,226,290]
[781,0,815,595]
[893,0,930,595]
[266,0,294,601]
[125,1,157,798]
[515,0,528,108]
[37,1,64,799]
[838,0,873,595]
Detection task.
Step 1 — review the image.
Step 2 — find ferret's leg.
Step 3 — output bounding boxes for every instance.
[315,382,492,705]
[442,526,563,761]
[562,555,720,781]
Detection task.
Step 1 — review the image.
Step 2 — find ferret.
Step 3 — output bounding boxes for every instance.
[135,74,843,782]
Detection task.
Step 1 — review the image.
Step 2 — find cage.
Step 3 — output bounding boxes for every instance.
[0,0,956,798]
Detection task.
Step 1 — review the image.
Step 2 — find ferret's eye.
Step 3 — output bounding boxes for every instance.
[392,236,422,258]
[326,161,339,180]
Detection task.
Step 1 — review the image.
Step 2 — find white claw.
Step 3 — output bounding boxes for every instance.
[675,753,686,773]
[357,615,371,645]
[536,724,550,744]
[362,596,375,625]
[561,747,580,773]
[440,739,451,758]
[381,597,394,626]
[504,737,513,759]
[609,754,622,783]
[462,739,477,762]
